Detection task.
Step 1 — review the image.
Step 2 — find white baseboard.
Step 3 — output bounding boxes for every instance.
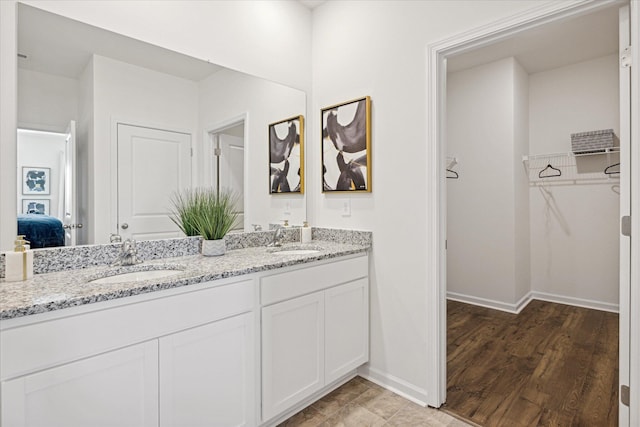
[447,290,619,314]
[357,365,429,407]
[530,291,619,313]
[446,291,532,314]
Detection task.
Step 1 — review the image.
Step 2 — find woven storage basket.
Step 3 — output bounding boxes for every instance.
[571,129,617,154]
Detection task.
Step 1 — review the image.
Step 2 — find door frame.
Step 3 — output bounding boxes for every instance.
[110,118,194,239]
[425,0,637,422]
[203,113,248,230]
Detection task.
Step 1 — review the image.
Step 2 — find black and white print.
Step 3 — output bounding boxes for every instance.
[269,115,304,194]
[321,96,371,192]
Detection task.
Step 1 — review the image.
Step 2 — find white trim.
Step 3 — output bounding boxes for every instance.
[618,4,631,426]
[531,291,619,313]
[447,291,619,314]
[426,0,629,409]
[446,291,532,314]
[357,366,429,407]
[629,1,640,424]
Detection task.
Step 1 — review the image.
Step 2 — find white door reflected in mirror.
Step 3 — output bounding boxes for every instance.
[117,124,191,241]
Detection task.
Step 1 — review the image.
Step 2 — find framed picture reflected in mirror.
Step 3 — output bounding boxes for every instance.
[22,166,51,195]
[269,115,304,194]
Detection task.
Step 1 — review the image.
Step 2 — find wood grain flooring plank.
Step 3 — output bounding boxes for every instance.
[445,300,618,427]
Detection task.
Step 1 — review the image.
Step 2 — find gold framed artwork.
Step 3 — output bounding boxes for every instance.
[269,115,304,194]
[321,96,371,192]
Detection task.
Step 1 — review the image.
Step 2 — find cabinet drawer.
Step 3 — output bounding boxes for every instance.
[1,279,254,380]
[261,255,367,306]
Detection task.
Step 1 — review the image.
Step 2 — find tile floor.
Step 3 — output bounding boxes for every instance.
[278,376,472,426]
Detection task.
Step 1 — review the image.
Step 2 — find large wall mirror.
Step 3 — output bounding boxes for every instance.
[15,3,307,248]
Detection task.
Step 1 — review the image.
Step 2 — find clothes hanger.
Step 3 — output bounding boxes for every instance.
[446,169,459,179]
[604,162,620,175]
[538,163,561,178]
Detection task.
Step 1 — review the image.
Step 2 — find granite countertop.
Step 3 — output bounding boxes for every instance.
[0,240,369,321]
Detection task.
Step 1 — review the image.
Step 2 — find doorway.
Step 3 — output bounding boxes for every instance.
[207,120,246,231]
[16,123,76,247]
[426,0,637,425]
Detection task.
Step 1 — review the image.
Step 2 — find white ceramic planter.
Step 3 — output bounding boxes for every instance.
[201,238,225,256]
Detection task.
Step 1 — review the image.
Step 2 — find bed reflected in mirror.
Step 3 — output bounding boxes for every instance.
[17,128,72,248]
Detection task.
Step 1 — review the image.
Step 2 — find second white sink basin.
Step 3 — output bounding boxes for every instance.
[90,269,183,284]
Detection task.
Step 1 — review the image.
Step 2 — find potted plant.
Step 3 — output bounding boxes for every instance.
[169,187,239,256]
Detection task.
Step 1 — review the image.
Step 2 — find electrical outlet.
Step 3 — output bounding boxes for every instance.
[342,199,351,217]
[284,202,291,216]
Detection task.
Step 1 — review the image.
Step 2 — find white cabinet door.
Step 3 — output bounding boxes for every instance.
[1,341,158,427]
[159,313,255,427]
[325,278,369,384]
[262,292,324,421]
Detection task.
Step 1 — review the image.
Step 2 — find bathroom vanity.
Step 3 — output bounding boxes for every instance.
[0,236,370,427]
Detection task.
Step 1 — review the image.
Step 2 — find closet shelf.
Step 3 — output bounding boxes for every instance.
[522,148,620,185]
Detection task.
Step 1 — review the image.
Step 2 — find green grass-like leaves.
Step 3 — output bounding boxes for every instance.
[169,188,239,240]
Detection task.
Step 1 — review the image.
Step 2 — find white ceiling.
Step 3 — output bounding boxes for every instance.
[447,5,620,74]
[18,4,222,81]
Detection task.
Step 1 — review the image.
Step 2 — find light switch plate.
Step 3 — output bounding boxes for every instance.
[342,199,351,217]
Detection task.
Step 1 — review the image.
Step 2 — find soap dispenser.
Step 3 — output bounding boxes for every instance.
[4,236,34,282]
[300,221,312,244]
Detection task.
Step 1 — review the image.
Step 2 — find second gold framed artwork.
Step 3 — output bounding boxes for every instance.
[321,96,371,192]
[269,115,304,194]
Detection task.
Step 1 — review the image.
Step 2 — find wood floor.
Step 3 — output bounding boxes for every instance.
[444,299,618,427]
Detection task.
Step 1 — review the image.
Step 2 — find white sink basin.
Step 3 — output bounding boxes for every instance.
[89,269,183,284]
[273,249,321,255]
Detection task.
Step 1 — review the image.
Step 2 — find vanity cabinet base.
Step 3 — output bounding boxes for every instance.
[260,255,369,424]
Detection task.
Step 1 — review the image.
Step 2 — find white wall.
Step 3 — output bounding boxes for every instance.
[447,53,619,311]
[18,68,78,132]
[16,130,66,219]
[446,57,529,307]
[513,60,531,304]
[198,69,307,230]
[19,0,312,92]
[310,0,541,403]
[91,55,198,243]
[529,54,620,307]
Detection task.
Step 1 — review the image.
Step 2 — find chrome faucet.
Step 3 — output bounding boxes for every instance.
[112,239,142,266]
[268,228,285,247]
